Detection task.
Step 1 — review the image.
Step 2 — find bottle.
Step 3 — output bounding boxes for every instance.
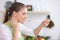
[47,15,54,28]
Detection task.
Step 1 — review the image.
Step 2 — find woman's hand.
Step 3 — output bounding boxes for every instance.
[41,19,50,27]
[33,19,50,35]
[11,17,18,29]
[10,17,18,40]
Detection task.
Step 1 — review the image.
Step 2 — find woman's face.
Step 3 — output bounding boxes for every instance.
[15,7,27,23]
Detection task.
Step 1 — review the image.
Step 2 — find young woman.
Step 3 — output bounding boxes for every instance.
[0,2,50,40]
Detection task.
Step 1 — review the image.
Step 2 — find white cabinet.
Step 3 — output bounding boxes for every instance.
[27,11,49,14]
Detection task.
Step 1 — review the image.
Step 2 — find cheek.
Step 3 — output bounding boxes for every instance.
[17,14,24,21]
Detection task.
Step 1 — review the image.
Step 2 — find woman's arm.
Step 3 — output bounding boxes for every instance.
[11,17,18,40]
[33,23,43,35]
[19,19,50,36]
[12,27,18,40]
[34,19,50,35]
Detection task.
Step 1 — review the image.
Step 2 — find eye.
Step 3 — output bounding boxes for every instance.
[23,12,26,15]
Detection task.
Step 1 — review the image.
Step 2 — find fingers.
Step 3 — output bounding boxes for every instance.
[11,17,18,24]
[43,21,49,26]
[41,19,50,27]
[10,17,18,29]
[45,18,50,22]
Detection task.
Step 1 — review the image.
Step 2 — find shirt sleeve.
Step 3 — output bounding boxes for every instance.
[0,25,12,40]
[38,27,50,37]
[18,23,35,37]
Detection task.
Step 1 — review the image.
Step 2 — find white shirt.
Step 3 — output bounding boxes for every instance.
[18,23,52,37]
[0,23,35,40]
[18,23,35,37]
[38,27,51,37]
[0,24,12,40]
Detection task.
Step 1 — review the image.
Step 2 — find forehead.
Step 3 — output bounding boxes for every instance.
[16,7,27,15]
[20,7,27,13]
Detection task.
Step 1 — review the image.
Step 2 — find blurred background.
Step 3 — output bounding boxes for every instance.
[0,0,60,40]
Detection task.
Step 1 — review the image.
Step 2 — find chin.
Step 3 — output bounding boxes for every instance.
[19,20,25,24]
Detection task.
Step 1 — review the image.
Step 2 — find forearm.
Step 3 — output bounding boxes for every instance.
[13,28,18,40]
[34,24,43,35]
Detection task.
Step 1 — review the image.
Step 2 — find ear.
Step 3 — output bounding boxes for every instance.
[12,11,17,17]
